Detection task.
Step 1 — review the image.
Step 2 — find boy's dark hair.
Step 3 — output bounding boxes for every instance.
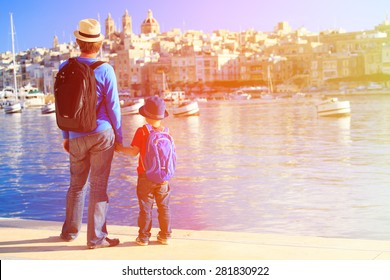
[76,39,102,54]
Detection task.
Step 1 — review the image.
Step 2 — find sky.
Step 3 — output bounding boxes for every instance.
[1,0,389,54]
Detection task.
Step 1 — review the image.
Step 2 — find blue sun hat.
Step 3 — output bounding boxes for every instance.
[139,96,169,120]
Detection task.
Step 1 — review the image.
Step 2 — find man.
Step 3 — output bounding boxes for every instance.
[59,18,122,249]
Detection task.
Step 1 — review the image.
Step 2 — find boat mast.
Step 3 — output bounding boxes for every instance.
[10,13,18,97]
[267,64,273,94]
[162,71,169,91]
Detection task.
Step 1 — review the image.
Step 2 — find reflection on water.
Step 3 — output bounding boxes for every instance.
[1,95,390,240]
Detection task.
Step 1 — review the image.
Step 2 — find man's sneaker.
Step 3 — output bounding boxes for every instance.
[88,237,120,249]
[60,233,75,242]
[157,234,169,245]
[136,237,149,246]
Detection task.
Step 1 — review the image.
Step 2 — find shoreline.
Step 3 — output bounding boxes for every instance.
[1,218,390,260]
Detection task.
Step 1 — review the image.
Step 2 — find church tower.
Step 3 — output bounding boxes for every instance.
[122,9,132,35]
[141,9,160,34]
[105,13,115,39]
[53,35,59,48]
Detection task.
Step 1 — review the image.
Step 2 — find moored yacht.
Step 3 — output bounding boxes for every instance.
[316,97,351,117]
[172,100,200,117]
[20,84,46,108]
[41,102,55,114]
[120,98,144,115]
[228,90,251,100]
[4,99,22,114]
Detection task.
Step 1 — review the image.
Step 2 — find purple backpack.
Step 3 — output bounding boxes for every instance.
[141,124,176,184]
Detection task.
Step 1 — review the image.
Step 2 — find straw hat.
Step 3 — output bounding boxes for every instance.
[73,18,104,42]
[139,96,169,120]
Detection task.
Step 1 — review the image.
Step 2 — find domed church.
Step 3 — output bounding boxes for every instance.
[141,9,160,34]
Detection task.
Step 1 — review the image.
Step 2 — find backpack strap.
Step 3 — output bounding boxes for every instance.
[90,61,105,70]
[144,123,168,133]
[90,61,106,116]
[140,124,151,173]
[144,123,153,133]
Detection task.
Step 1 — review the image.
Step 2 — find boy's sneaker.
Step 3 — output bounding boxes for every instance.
[136,237,149,246]
[157,234,169,245]
[88,237,120,249]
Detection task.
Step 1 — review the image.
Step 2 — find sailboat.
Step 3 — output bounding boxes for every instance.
[160,72,185,103]
[260,63,275,100]
[4,13,22,114]
[261,54,287,100]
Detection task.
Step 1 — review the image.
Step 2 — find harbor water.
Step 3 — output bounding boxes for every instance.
[1,94,390,240]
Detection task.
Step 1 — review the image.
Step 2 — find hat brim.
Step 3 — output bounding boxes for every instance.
[73,31,104,42]
[139,105,169,120]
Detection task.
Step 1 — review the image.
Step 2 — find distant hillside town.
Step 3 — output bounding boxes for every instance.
[1,9,390,97]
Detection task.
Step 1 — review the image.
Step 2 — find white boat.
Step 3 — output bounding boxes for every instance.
[292,92,306,98]
[4,14,22,114]
[41,102,55,114]
[159,72,186,104]
[0,87,16,97]
[229,90,252,100]
[194,97,208,102]
[316,97,351,117]
[20,84,46,108]
[4,100,22,114]
[120,98,144,115]
[173,101,200,117]
[118,91,131,102]
[260,93,274,100]
[162,90,186,103]
[0,87,17,109]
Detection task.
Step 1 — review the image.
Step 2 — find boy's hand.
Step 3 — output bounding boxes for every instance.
[115,142,123,152]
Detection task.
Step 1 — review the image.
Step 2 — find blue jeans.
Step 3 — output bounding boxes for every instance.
[137,175,172,242]
[61,129,115,247]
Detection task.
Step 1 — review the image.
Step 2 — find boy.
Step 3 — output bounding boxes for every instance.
[116,96,173,246]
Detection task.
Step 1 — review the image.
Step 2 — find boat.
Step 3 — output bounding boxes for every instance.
[260,93,274,100]
[172,101,200,117]
[292,92,306,99]
[194,97,208,102]
[3,100,22,114]
[3,13,22,114]
[41,102,55,114]
[120,98,144,115]
[228,90,251,100]
[20,84,46,108]
[159,72,186,104]
[0,87,17,109]
[260,55,286,100]
[162,90,186,103]
[316,97,351,117]
[118,91,131,102]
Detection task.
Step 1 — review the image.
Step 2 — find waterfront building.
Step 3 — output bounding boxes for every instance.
[140,57,171,96]
[171,54,196,84]
[1,9,390,95]
[382,44,390,75]
[310,52,365,89]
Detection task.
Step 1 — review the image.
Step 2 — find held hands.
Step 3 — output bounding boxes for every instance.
[115,142,124,153]
[114,143,140,156]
